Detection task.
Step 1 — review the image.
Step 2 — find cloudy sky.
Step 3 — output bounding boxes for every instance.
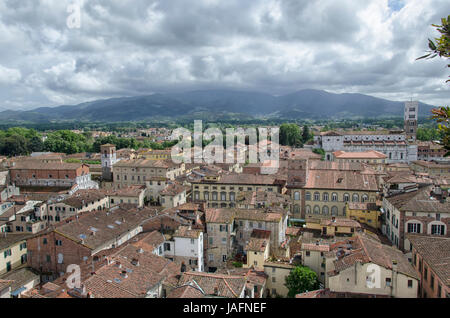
[0,0,449,111]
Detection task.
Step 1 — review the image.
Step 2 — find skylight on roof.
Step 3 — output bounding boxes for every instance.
[90,227,99,232]
[115,220,122,225]
[107,225,115,229]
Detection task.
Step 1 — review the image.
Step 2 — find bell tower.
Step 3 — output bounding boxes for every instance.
[404,101,418,142]
[101,144,117,181]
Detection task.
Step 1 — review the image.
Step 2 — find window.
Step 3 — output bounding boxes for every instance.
[331,206,338,216]
[431,274,435,290]
[4,249,12,258]
[190,239,195,244]
[407,223,421,233]
[43,238,48,245]
[222,255,227,262]
[294,192,300,201]
[352,194,359,202]
[306,251,310,257]
[323,192,329,202]
[46,255,51,263]
[344,193,350,202]
[331,193,338,202]
[408,280,413,288]
[322,206,329,215]
[55,240,62,246]
[314,192,320,201]
[386,277,392,287]
[305,192,311,201]
[313,206,320,214]
[431,224,445,236]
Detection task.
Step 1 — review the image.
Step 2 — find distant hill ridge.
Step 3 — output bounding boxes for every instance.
[0,89,436,122]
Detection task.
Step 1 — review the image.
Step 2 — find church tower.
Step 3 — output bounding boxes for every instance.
[404,101,418,142]
[101,144,117,181]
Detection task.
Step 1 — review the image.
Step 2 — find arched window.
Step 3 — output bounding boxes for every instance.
[294,192,300,201]
[212,192,218,201]
[331,206,338,216]
[406,221,422,234]
[220,192,227,201]
[352,194,359,202]
[323,192,329,202]
[429,221,446,236]
[306,205,311,214]
[314,192,320,201]
[331,193,338,202]
[204,191,209,200]
[313,206,320,214]
[305,192,311,201]
[361,194,369,203]
[322,206,329,215]
[344,193,350,202]
[294,205,300,214]
[229,192,235,202]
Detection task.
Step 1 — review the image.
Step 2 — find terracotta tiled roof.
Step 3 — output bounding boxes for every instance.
[178,272,246,298]
[167,284,205,298]
[205,208,235,224]
[130,231,165,252]
[0,279,13,291]
[59,189,107,209]
[10,162,85,170]
[193,173,284,186]
[385,186,450,213]
[333,150,387,159]
[54,206,160,250]
[160,183,186,196]
[173,225,202,239]
[407,235,450,288]
[320,218,362,228]
[106,185,145,197]
[304,169,379,191]
[245,237,269,252]
[114,159,180,169]
[0,233,33,250]
[332,234,419,280]
[234,209,282,222]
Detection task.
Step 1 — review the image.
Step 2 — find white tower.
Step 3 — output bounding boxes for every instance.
[404,101,418,142]
[101,144,118,181]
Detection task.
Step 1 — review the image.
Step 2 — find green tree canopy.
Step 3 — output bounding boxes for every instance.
[417,16,450,155]
[284,266,320,298]
[280,123,303,147]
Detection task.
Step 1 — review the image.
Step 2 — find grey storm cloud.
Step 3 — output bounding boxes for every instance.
[0,0,449,110]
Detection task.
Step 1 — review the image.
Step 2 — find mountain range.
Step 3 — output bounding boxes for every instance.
[0,89,436,122]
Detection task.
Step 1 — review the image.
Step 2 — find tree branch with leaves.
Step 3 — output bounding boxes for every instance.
[417,15,450,155]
